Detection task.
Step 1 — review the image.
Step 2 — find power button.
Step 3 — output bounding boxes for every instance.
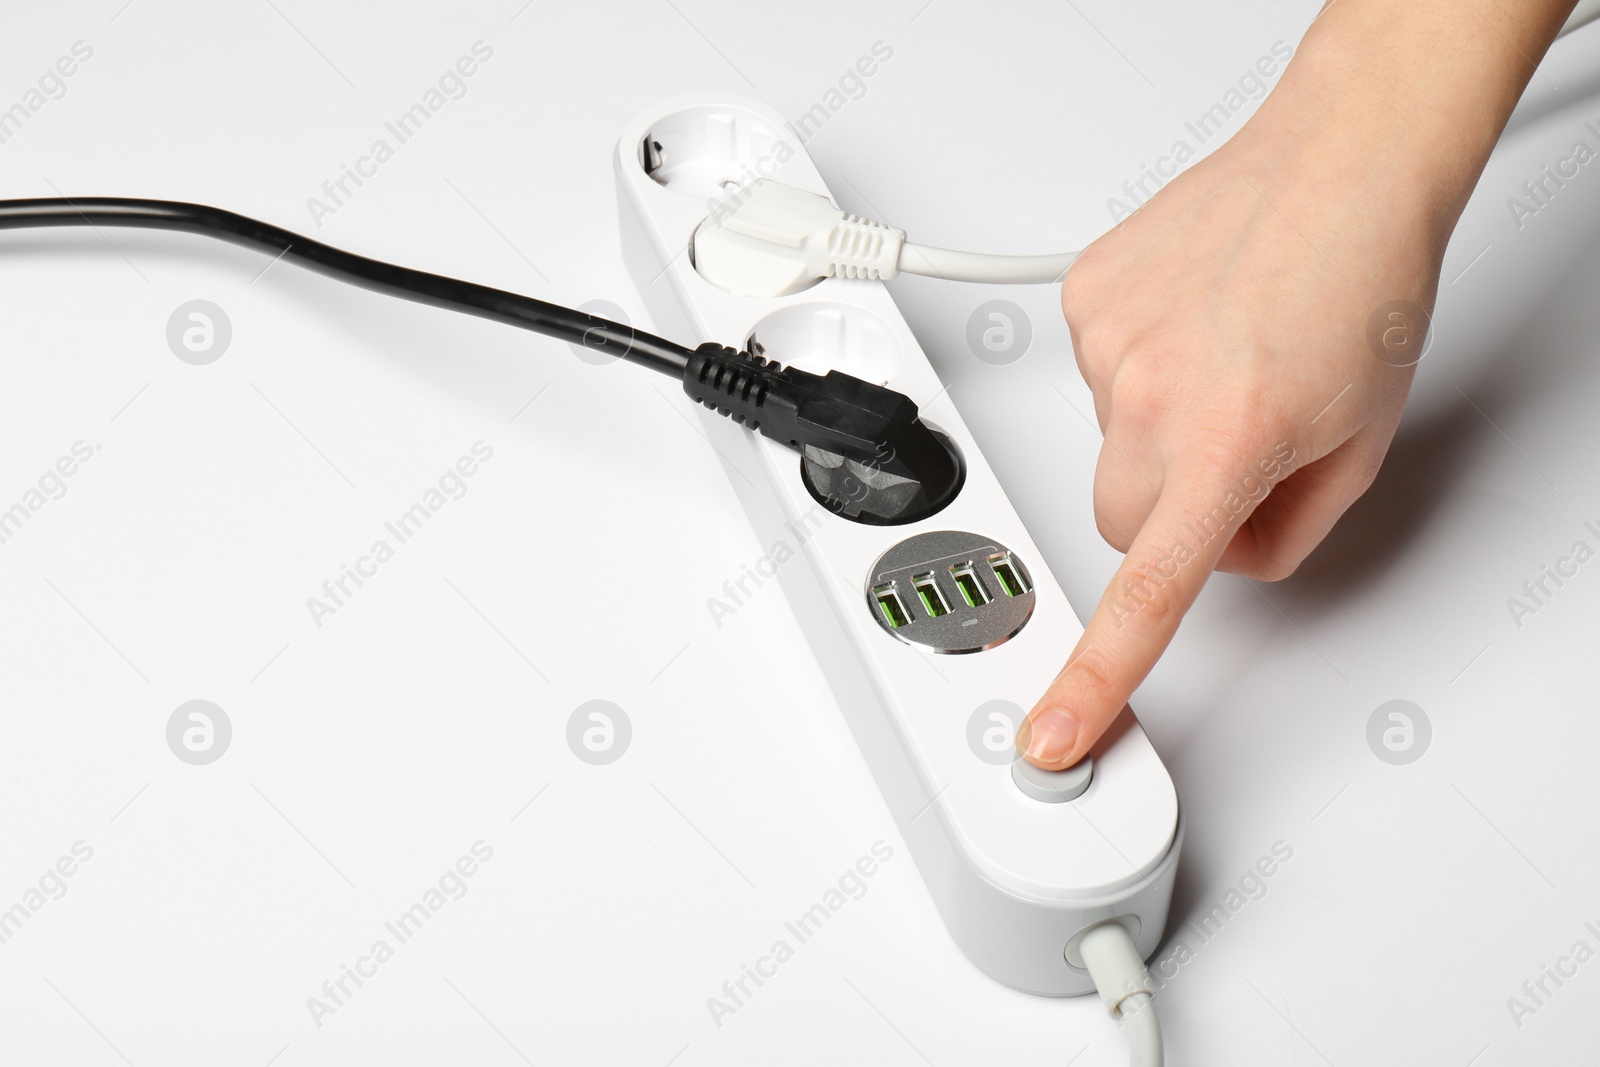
[1012,756,1093,803]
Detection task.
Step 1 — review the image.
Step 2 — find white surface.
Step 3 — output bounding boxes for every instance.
[0,2,1597,1065]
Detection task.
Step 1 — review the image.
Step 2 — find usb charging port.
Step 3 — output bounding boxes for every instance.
[873,583,912,629]
[987,552,1031,597]
[910,572,950,618]
[948,563,990,608]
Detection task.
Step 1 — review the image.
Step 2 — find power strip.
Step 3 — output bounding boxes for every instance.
[614,94,1181,997]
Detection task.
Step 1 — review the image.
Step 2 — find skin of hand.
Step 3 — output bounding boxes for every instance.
[1020,0,1580,769]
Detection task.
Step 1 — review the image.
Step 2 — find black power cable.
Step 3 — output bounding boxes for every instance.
[0,197,690,374]
[0,196,961,524]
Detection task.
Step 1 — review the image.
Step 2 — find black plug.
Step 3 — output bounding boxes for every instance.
[681,343,964,525]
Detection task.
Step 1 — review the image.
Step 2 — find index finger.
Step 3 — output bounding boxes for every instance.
[1019,461,1268,768]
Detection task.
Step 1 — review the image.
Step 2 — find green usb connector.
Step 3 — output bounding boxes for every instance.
[911,572,950,618]
[987,552,1031,598]
[949,563,990,608]
[866,532,1035,651]
[873,583,912,629]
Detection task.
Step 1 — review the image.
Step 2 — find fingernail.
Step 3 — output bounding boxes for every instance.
[1023,707,1081,766]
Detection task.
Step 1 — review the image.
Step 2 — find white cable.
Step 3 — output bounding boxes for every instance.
[897,242,1078,284]
[1120,993,1165,1067]
[697,6,1600,301]
[691,178,1078,297]
[1077,921,1164,1067]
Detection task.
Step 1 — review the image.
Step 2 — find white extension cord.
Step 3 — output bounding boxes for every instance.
[622,89,1185,1059]
[1078,921,1165,1067]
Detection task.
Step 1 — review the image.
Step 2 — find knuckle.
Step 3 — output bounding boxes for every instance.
[1106,351,1173,432]
[1059,247,1110,325]
[1070,315,1130,386]
[1059,642,1124,708]
[1059,271,1090,325]
[1107,555,1184,633]
[1187,408,1285,481]
[1188,359,1291,447]
[1191,429,1267,480]
[1107,344,1161,395]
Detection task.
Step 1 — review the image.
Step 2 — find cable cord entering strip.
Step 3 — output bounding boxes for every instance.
[1077,921,1164,1067]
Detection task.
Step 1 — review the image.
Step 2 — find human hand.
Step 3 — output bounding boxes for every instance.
[1019,70,1448,768]
[1016,0,1578,771]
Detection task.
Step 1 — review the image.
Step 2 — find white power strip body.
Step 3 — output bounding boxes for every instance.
[615,94,1182,997]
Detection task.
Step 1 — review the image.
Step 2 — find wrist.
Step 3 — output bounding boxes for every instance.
[1218,94,1452,281]
[1233,1,1569,251]
[1254,64,1463,242]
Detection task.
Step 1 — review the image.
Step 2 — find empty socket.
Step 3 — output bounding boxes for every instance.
[640,104,790,199]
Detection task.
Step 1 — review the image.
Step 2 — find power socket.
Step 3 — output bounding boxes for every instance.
[615,94,1182,997]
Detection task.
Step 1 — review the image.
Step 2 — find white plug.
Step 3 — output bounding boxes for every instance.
[694,178,905,297]
[693,176,1080,298]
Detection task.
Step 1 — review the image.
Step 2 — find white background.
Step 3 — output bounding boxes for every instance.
[2,1,1599,1064]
